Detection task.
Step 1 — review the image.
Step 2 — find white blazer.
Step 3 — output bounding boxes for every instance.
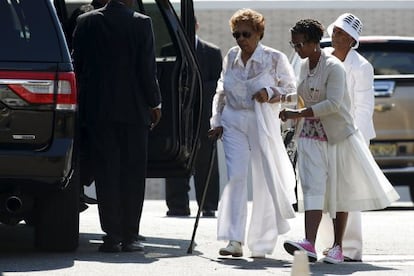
[325,47,376,142]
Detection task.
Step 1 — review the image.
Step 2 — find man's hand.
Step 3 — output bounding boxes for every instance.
[208,127,223,140]
[149,108,161,130]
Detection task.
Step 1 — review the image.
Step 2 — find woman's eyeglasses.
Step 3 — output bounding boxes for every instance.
[232,31,252,39]
[289,41,306,49]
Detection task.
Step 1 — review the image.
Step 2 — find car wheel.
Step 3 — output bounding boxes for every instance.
[34,160,80,252]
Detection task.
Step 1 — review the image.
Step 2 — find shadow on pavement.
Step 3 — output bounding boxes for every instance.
[0,223,404,275]
[0,226,199,273]
[310,261,397,275]
[215,256,292,271]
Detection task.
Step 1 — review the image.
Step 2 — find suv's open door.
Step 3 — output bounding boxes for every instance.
[136,0,202,178]
[55,0,202,178]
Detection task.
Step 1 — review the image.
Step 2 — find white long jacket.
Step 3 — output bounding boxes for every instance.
[210,43,296,128]
[325,47,376,142]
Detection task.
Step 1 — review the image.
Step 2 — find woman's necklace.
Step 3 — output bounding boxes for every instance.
[305,52,322,102]
[307,52,322,77]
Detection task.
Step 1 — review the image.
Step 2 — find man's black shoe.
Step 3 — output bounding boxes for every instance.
[122,241,144,252]
[166,208,190,217]
[98,242,121,253]
[202,210,216,217]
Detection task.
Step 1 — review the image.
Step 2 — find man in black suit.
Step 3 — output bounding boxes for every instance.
[66,0,109,214]
[164,19,222,217]
[72,0,162,253]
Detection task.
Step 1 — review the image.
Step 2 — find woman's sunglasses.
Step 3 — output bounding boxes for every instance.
[232,31,252,40]
[289,41,306,49]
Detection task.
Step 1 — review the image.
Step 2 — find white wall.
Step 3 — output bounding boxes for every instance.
[193,0,414,57]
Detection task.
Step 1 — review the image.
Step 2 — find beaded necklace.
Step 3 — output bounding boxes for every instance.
[304,52,322,102]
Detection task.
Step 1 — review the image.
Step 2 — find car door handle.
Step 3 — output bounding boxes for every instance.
[374,103,395,112]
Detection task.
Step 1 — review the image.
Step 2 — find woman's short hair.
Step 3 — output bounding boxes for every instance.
[229,8,265,40]
[290,19,324,43]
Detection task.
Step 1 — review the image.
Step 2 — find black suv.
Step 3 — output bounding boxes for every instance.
[0,0,79,251]
[1,0,202,251]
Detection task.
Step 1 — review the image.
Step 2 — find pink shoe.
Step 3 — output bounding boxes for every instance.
[322,245,344,264]
[283,239,317,262]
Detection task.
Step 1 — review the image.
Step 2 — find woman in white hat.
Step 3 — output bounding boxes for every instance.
[318,13,376,262]
[281,18,399,264]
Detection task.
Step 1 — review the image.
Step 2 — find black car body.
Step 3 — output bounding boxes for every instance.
[0,0,79,251]
[1,0,202,251]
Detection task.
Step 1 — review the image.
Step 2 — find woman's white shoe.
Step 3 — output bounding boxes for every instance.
[219,241,243,257]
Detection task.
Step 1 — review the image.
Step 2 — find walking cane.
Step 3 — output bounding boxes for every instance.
[187,141,217,254]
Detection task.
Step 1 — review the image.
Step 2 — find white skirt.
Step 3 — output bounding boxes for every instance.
[297,130,400,218]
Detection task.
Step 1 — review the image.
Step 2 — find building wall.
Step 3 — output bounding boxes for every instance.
[193,1,414,57]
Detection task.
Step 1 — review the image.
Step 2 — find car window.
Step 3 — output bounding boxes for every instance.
[62,0,176,57]
[139,0,176,58]
[0,0,61,62]
[321,40,414,76]
[359,51,414,75]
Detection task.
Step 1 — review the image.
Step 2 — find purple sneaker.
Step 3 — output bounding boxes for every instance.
[283,239,317,262]
[323,245,344,264]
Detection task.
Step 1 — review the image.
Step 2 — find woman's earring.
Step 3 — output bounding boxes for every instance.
[314,48,317,52]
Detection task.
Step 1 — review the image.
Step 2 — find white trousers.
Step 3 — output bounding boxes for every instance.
[217,108,290,255]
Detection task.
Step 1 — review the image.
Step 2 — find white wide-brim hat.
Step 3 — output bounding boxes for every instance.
[327,13,363,49]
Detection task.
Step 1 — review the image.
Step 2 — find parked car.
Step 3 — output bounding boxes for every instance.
[0,0,202,251]
[291,36,414,200]
[0,0,79,251]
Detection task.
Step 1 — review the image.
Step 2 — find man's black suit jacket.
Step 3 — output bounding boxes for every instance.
[195,38,222,135]
[73,0,161,128]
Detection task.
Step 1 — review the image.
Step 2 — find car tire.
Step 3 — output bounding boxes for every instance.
[34,159,80,252]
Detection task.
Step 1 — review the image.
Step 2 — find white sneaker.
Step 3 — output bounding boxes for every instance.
[219,241,243,257]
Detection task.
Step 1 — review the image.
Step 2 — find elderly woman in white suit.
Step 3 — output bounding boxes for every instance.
[208,8,297,259]
[319,13,376,262]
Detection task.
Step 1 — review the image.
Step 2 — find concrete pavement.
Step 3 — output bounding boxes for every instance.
[137,201,414,276]
[1,200,414,275]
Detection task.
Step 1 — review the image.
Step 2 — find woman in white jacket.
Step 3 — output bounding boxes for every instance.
[281,18,399,264]
[208,8,297,259]
[319,13,376,262]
